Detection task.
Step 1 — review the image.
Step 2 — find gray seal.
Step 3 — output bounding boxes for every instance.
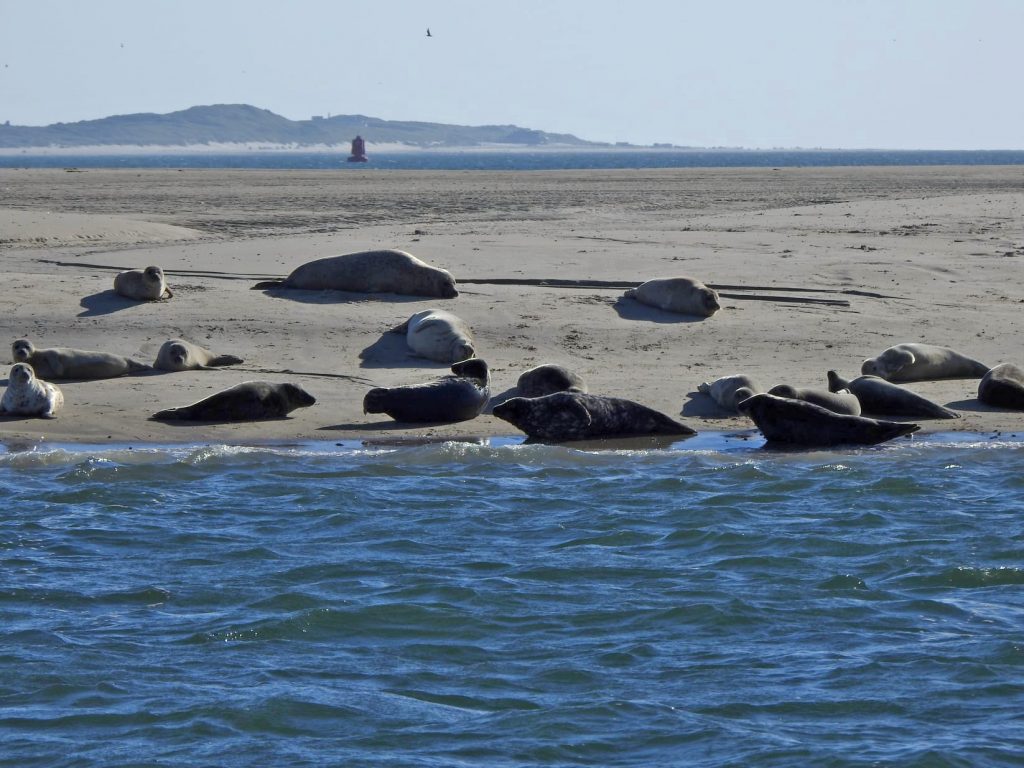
[363,358,490,423]
[623,277,720,317]
[151,381,315,422]
[698,374,763,412]
[978,363,1024,410]
[12,338,151,379]
[154,339,244,371]
[113,266,173,300]
[516,364,587,397]
[1,363,64,418]
[492,392,696,442]
[768,383,862,416]
[827,370,960,420]
[252,249,458,298]
[861,343,989,382]
[392,308,475,363]
[738,393,919,447]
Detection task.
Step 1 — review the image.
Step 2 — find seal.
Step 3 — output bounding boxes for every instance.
[154,339,244,372]
[516,364,587,397]
[768,383,861,416]
[363,358,490,423]
[392,308,475,363]
[978,363,1024,410]
[252,249,458,298]
[738,393,919,447]
[113,265,173,300]
[861,343,989,382]
[698,374,763,412]
[827,370,960,419]
[150,381,315,422]
[492,392,696,442]
[1,363,64,418]
[623,277,720,317]
[11,338,151,380]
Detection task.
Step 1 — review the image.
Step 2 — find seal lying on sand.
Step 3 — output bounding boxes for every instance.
[154,339,244,371]
[252,249,458,298]
[1,363,64,418]
[151,381,315,422]
[738,393,918,447]
[861,343,989,382]
[12,338,151,379]
[768,383,861,416]
[698,374,763,412]
[978,363,1024,410]
[114,266,173,300]
[827,370,960,419]
[493,392,696,442]
[392,308,475,363]
[623,277,720,317]
[363,358,490,423]
[516,364,587,397]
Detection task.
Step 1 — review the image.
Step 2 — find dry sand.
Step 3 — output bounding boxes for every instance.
[1,165,1022,447]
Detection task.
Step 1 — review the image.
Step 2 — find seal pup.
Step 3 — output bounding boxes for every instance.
[154,339,244,372]
[827,370,960,420]
[151,381,315,422]
[392,308,475,363]
[492,392,696,442]
[1,363,64,418]
[698,374,763,413]
[738,393,918,447]
[252,249,458,298]
[861,343,989,382]
[363,358,490,423]
[623,277,720,317]
[978,363,1024,410]
[516,364,587,397]
[113,266,173,300]
[12,338,151,380]
[768,384,861,416]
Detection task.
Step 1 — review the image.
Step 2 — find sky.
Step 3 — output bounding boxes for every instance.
[1,0,1021,149]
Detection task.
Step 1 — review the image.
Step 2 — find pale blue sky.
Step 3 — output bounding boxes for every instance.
[1,0,1021,148]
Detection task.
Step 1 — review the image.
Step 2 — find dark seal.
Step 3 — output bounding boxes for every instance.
[363,358,490,423]
[827,370,960,420]
[516,364,587,398]
[151,381,315,422]
[492,392,696,442]
[738,393,919,447]
[978,363,1024,410]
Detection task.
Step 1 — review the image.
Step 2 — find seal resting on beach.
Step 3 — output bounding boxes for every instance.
[516,364,587,397]
[768,383,862,416]
[492,392,696,442]
[827,370,960,420]
[363,358,490,423]
[11,338,151,379]
[252,249,458,299]
[1,363,64,418]
[113,265,173,300]
[738,393,919,447]
[623,277,720,317]
[154,339,244,372]
[150,381,315,422]
[978,363,1024,410]
[698,374,763,412]
[391,308,475,363]
[860,343,989,382]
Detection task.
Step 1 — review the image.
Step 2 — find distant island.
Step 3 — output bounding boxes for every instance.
[0,104,621,151]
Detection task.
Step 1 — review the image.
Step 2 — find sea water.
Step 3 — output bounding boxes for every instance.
[1,433,1022,766]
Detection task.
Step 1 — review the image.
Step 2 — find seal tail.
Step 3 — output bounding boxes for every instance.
[150,408,183,420]
[207,355,244,367]
[871,420,921,443]
[126,358,153,373]
[252,279,285,290]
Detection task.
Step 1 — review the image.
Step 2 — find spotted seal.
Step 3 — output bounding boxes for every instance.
[827,370,959,420]
[738,393,919,447]
[252,249,458,298]
[492,392,696,442]
[623,277,720,317]
[363,358,490,423]
[12,338,151,379]
[516,364,587,397]
[1,363,64,418]
[392,308,475,363]
[113,266,173,300]
[768,384,861,416]
[978,363,1024,410]
[151,381,315,422]
[698,374,763,412]
[861,343,989,382]
[154,339,244,371]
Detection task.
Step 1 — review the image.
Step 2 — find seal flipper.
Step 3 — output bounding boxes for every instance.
[205,355,244,367]
[388,320,410,335]
[252,279,286,290]
[827,370,852,392]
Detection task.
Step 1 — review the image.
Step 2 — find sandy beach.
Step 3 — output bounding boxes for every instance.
[0,165,1022,446]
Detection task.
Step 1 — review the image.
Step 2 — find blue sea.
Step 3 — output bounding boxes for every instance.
[3,148,1024,171]
[2,432,1023,767]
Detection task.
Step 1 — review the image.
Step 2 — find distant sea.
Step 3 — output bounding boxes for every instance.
[3,148,1024,170]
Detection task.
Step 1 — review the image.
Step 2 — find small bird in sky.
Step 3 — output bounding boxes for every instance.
[426,28,432,37]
